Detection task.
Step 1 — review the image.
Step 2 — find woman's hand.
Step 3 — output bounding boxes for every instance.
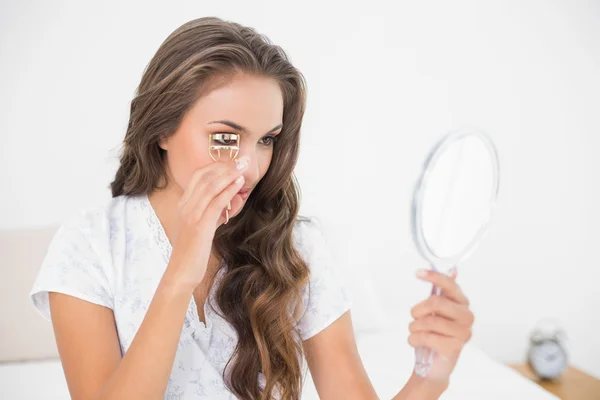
[163,155,250,290]
[407,268,474,387]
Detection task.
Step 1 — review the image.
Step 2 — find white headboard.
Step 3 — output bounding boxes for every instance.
[0,226,60,362]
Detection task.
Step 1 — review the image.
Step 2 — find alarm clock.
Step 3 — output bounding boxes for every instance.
[527,321,568,380]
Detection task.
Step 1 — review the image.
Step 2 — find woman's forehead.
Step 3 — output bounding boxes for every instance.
[190,74,284,135]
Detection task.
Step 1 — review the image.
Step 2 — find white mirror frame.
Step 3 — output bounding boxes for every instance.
[410,127,500,271]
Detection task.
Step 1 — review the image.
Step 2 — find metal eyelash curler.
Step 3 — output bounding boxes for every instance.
[208,133,240,224]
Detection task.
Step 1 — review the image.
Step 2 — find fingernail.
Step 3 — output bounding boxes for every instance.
[235,176,245,185]
[416,268,429,278]
[235,156,249,170]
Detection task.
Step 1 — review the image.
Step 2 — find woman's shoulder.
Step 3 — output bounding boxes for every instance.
[29,195,142,320]
[60,194,142,241]
[291,215,353,340]
[40,194,146,271]
[292,215,329,259]
[292,215,320,242]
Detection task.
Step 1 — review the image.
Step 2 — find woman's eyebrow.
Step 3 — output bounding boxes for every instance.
[208,120,282,135]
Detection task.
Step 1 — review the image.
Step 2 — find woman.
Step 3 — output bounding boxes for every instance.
[30,16,474,400]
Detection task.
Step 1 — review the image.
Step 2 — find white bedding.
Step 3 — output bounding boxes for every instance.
[321,328,559,399]
[0,328,557,400]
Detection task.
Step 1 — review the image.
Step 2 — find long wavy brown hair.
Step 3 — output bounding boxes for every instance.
[109,16,311,400]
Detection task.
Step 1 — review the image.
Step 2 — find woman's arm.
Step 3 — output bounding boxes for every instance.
[302,311,379,399]
[303,269,473,400]
[302,311,445,400]
[391,372,447,400]
[48,159,249,400]
[49,273,194,400]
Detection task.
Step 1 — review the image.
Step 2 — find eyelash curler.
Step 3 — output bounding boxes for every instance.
[208,133,240,224]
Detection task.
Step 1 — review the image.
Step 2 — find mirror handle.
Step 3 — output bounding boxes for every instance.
[414,282,443,377]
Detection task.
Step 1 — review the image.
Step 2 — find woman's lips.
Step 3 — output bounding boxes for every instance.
[238,188,251,200]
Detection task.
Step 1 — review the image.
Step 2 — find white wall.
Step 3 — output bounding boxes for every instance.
[2,0,599,378]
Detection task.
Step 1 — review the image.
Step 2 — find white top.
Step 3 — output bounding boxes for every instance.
[29,193,352,399]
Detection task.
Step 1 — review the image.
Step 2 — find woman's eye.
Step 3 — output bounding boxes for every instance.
[211,133,277,147]
[260,136,278,146]
[212,133,239,145]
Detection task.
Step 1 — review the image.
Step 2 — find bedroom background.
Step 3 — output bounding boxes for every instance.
[1,0,598,397]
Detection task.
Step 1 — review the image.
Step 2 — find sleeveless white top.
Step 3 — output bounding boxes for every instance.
[29,194,352,399]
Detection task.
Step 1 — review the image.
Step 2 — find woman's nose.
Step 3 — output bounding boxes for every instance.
[236,152,259,182]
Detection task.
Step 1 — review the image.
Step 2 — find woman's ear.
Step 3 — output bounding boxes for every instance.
[158,137,169,151]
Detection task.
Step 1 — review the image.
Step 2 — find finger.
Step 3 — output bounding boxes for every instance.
[408,332,464,359]
[179,155,249,209]
[416,269,468,305]
[178,161,231,208]
[185,164,242,218]
[196,155,248,204]
[411,295,474,326]
[409,315,472,342]
[182,157,249,221]
[208,175,246,225]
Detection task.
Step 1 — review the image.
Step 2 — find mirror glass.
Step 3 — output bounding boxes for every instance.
[420,134,497,260]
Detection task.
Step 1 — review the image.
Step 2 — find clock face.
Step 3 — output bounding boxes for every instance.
[530,341,567,379]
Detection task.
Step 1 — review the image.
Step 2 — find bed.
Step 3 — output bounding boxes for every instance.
[0,329,558,399]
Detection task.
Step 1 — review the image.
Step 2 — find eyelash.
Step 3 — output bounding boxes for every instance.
[214,133,279,147]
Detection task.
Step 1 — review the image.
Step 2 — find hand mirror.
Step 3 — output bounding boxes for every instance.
[410,127,500,377]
